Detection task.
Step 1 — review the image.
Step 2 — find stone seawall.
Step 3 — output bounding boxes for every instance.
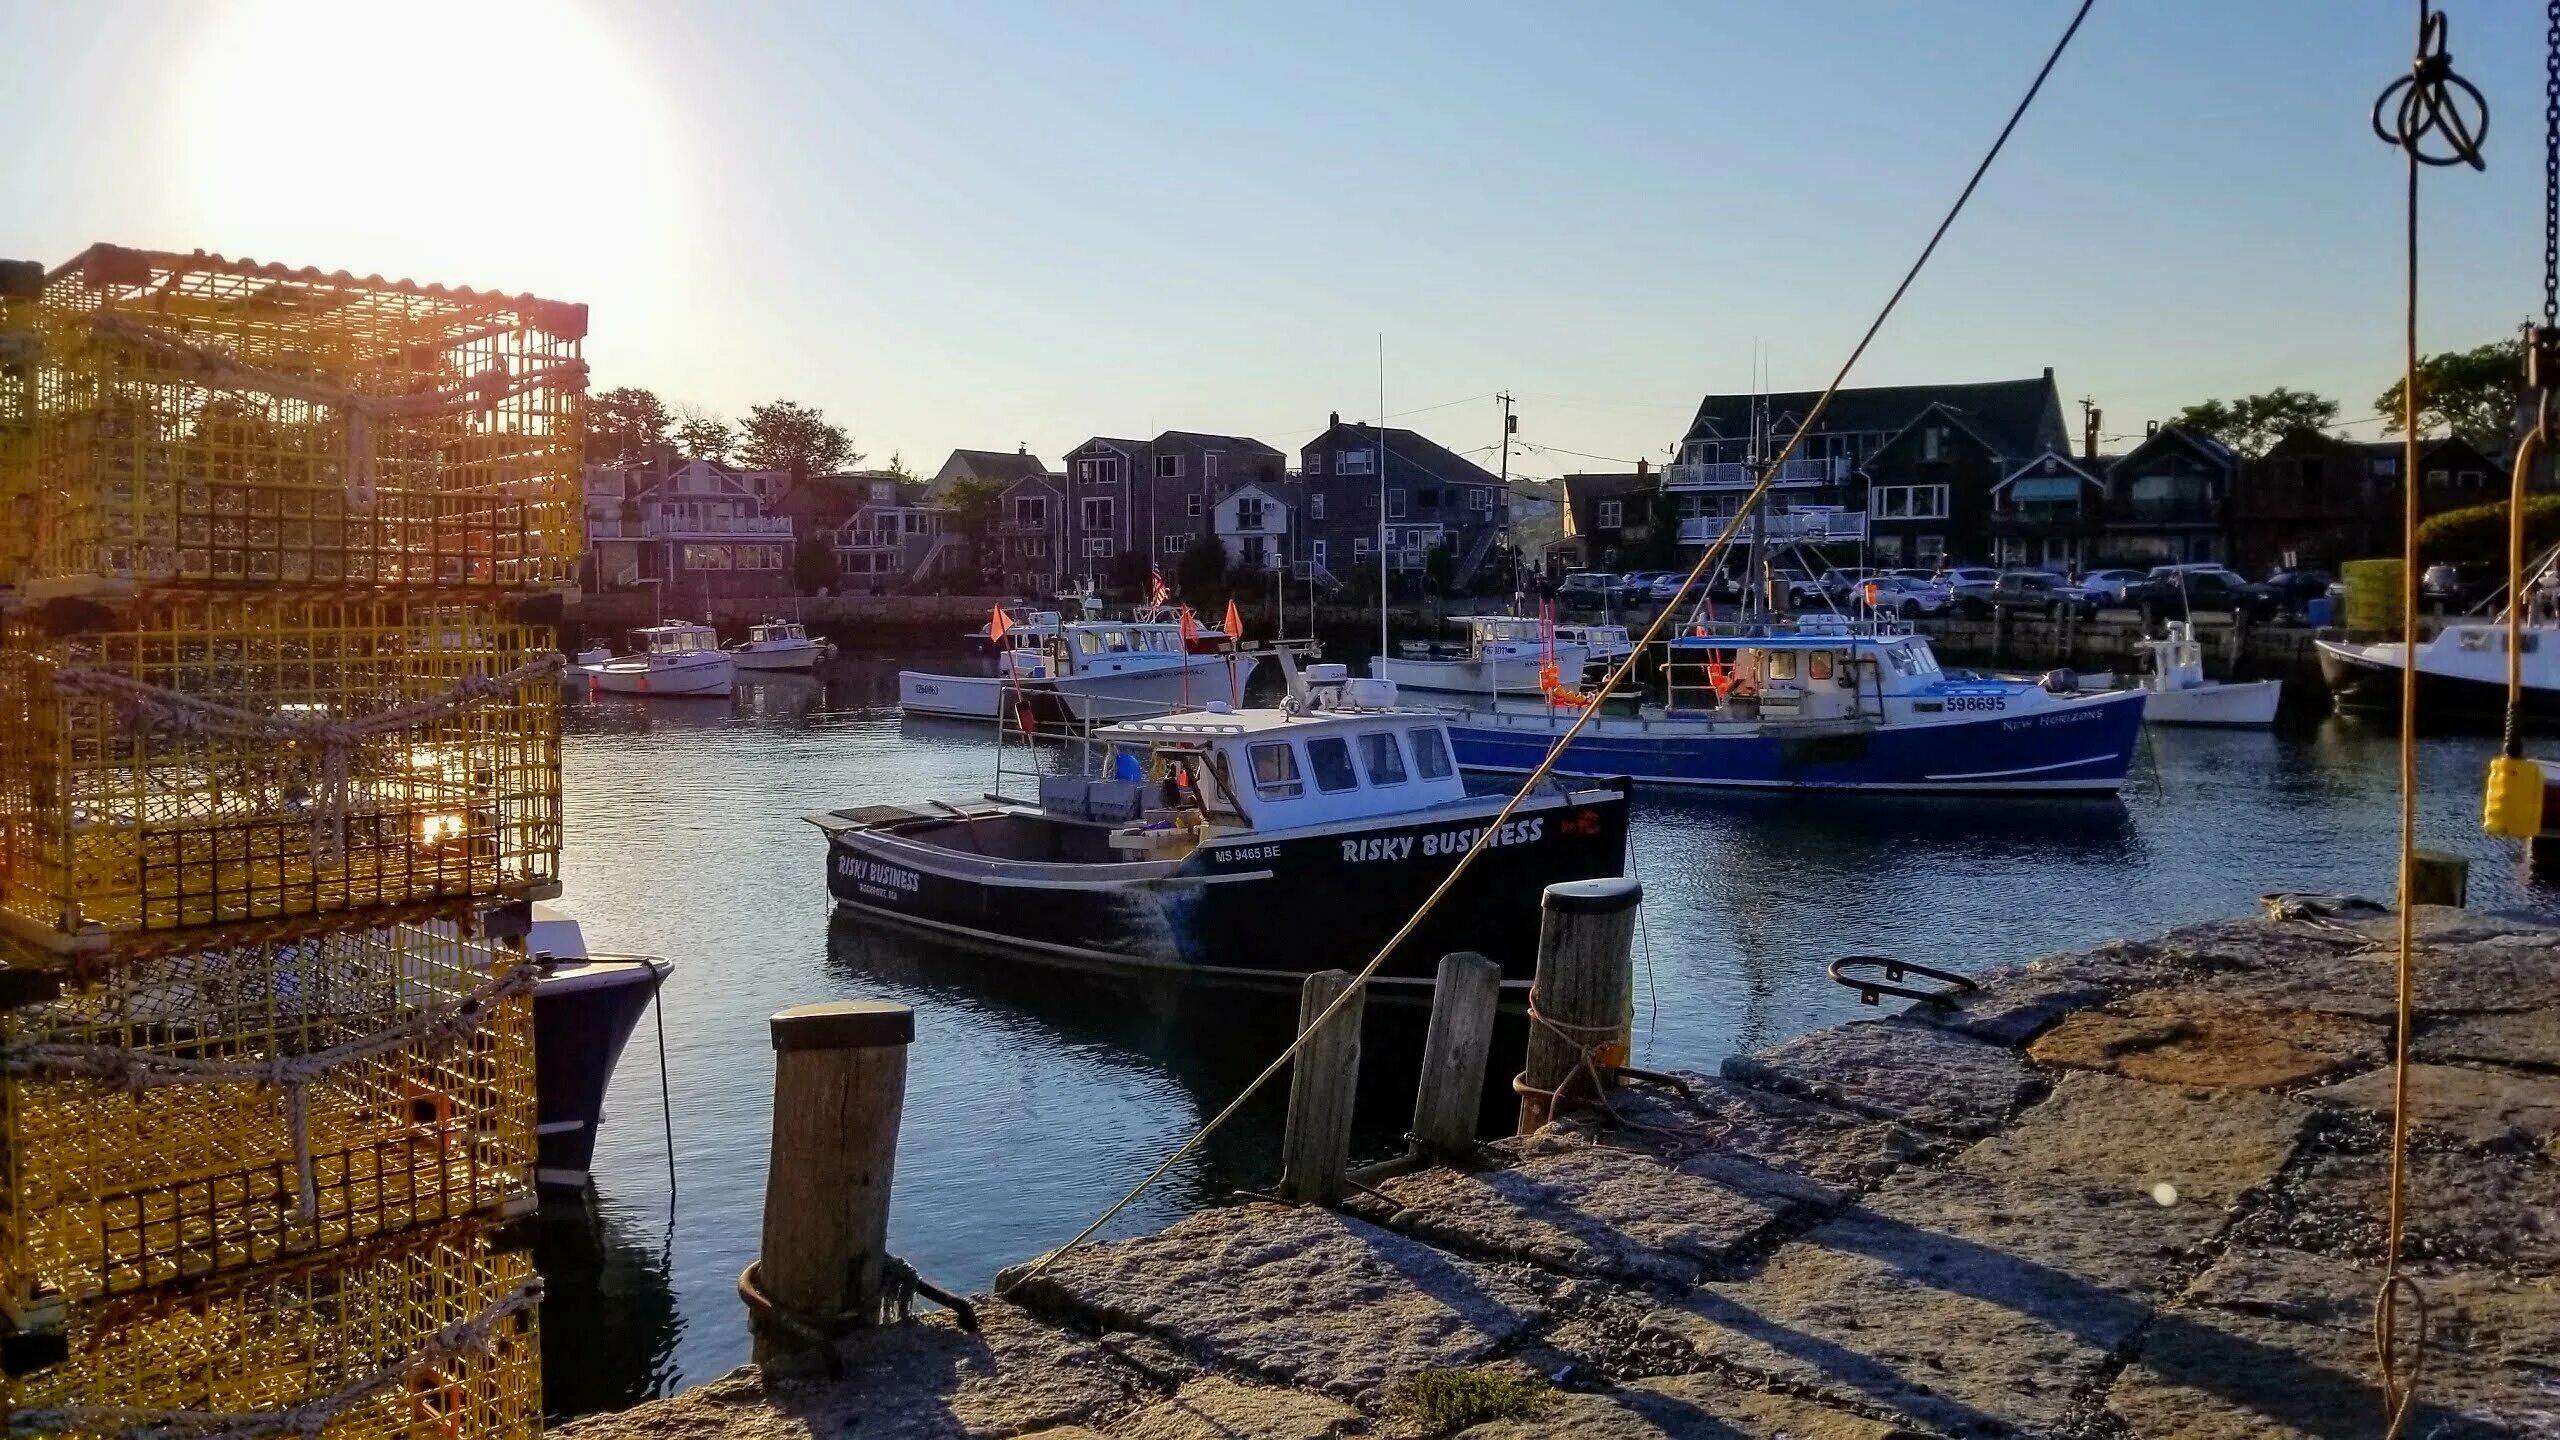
[557,902,2560,1439]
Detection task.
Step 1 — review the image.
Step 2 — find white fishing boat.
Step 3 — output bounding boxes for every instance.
[901,612,1251,724]
[1376,615,1586,698]
[728,618,833,671]
[584,623,735,698]
[2139,621,2280,726]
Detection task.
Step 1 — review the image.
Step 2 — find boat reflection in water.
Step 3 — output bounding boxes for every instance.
[532,1201,682,1422]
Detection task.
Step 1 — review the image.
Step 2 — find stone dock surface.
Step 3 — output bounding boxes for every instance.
[559,903,2560,1439]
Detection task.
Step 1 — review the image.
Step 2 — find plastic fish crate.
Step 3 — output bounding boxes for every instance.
[0,595,562,953]
[3,1221,540,1440]
[26,244,585,597]
[0,921,534,1324]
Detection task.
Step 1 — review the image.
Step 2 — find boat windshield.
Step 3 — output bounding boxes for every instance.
[645,629,713,654]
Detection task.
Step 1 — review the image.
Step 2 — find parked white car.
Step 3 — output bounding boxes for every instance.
[2078,567,2151,605]
[1862,575,1954,617]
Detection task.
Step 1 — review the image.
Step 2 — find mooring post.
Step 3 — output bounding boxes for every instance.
[1516,877,1642,1134]
[1410,951,1503,1163]
[2409,849,2469,908]
[1278,969,1364,1205]
[752,999,912,1365]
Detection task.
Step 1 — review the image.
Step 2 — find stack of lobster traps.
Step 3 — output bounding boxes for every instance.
[0,245,583,1440]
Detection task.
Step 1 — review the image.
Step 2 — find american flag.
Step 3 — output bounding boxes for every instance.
[1148,564,1170,607]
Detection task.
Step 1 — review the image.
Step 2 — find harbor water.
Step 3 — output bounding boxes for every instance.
[534,644,2558,1419]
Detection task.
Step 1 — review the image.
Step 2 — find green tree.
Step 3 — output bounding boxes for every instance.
[671,405,733,462]
[2173,387,2340,457]
[2377,337,2525,454]
[885,449,918,483]
[586,386,672,466]
[941,476,1007,583]
[1424,539,1455,596]
[793,530,840,593]
[1178,533,1229,601]
[738,400,859,479]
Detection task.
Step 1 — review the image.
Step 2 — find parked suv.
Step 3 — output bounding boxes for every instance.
[2127,566,2277,621]
[1932,565,2004,616]
[1989,570,2097,618]
[1556,571,1620,606]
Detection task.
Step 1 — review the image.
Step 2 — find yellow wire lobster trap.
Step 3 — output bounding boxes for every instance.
[1,259,39,592]
[26,244,585,598]
[4,1220,540,1440]
[0,596,562,955]
[0,921,535,1329]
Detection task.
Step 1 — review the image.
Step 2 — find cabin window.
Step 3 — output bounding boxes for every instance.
[1767,650,1798,681]
[1306,737,1360,793]
[1408,727,1454,780]
[1807,651,1834,681]
[1106,629,1132,652]
[1249,742,1305,798]
[1884,644,1917,676]
[1077,631,1103,655]
[1358,731,1409,786]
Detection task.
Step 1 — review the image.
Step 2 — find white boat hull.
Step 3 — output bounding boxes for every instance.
[731,644,825,671]
[1373,648,1585,695]
[900,654,1251,722]
[2145,678,2281,726]
[588,655,735,697]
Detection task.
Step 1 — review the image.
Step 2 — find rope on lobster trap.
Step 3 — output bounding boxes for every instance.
[4,1278,542,1440]
[0,961,537,1223]
[51,654,563,869]
[86,313,588,509]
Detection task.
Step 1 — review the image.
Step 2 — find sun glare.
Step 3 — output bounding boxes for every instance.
[166,0,690,300]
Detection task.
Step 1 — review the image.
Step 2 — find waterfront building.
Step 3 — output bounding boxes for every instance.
[1297,414,1511,593]
[582,457,796,598]
[1210,481,1293,573]
[1985,449,2107,573]
[1060,431,1286,591]
[2098,423,2237,568]
[1553,468,1657,573]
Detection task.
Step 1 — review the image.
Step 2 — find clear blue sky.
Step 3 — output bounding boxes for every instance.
[2,1,2545,477]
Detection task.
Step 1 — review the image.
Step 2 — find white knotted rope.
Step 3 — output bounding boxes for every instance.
[51,654,563,868]
[86,312,588,509]
[5,1277,543,1440]
[0,960,537,1223]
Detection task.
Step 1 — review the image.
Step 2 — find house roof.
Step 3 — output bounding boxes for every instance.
[1558,472,1653,505]
[2108,424,2237,477]
[1872,400,2013,464]
[1993,450,2101,493]
[1154,430,1285,458]
[943,449,1051,484]
[1681,374,2061,455]
[1306,420,1504,489]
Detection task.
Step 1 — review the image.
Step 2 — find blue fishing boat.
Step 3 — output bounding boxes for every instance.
[1443,617,2147,793]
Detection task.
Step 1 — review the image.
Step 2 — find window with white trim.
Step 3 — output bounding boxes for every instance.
[1867,485,1949,520]
[1309,493,1325,520]
[1204,451,1222,479]
[1388,489,1407,518]
[1338,449,1375,476]
[1159,533,1187,554]
[1156,454,1182,479]
[1187,494,1202,517]
[1080,496,1115,531]
[1596,500,1623,528]
[1014,495,1048,527]
[1306,453,1324,476]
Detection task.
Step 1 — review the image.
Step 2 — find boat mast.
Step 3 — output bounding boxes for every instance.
[1377,337,1390,667]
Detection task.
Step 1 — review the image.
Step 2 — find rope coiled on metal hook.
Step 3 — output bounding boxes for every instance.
[4,1277,542,1440]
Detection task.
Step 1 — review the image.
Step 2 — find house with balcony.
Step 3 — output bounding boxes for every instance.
[2098,424,2237,567]
[1059,432,1287,589]
[1668,371,2068,564]
[1212,482,1292,572]
[581,458,795,598]
[989,472,1069,596]
[1298,414,1510,592]
[1986,450,2106,572]
[831,488,963,591]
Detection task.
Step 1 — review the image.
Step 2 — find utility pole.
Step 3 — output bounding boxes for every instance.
[2078,396,2102,465]
[1496,392,1517,487]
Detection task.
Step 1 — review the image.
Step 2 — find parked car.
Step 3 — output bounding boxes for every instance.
[1821,566,1884,599]
[1989,570,2096,619]
[2128,567,2278,621]
[2262,568,2338,615]
[1862,574,1954,618]
[1932,565,2004,615]
[2421,561,2497,612]
[2077,567,2152,606]
[1556,571,1620,606]
[1768,566,1827,606]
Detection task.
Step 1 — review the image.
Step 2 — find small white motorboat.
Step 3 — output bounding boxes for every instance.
[585,622,736,698]
[728,618,834,671]
[2140,621,2281,726]
[1376,615,1586,698]
[1554,623,1634,682]
[902,611,1248,724]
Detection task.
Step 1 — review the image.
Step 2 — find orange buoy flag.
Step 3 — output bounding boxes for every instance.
[1223,596,1243,640]
[1179,606,1199,642]
[989,605,1012,644]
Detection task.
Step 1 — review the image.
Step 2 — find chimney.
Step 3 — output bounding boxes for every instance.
[1329,411,1340,427]
[1637,458,1650,476]
[2043,366,2054,383]
[2145,420,2160,439]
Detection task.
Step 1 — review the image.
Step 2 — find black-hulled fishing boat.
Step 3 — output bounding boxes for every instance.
[525,907,670,1194]
[811,666,1629,989]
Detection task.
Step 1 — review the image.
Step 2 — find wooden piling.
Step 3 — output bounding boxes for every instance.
[1410,952,1503,1163]
[1517,877,1643,1134]
[2409,849,2469,908]
[1278,969,1364,1206]
[752,999,913,1363]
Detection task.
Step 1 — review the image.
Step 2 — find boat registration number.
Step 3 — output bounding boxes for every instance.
[1943,694,2006,713]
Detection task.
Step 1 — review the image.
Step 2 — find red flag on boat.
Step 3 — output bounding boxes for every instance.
[1178,606,1199,642]
[1222,596,1242,640]
[988,605,1012,644]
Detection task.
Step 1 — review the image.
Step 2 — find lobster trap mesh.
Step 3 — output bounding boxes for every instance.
[0,597,562,949]
[0,922,534,1318]
[27,245,585,595]
[5,1221,540,1440]
[1,262,37,590]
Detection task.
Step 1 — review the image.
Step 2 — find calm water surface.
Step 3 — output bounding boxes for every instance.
[536,645,2558,1418]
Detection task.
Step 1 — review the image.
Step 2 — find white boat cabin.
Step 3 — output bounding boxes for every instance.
[746,619,811,646]
[1657,619,2045,725]
[997,617,1222,682]
[629,622,722,658]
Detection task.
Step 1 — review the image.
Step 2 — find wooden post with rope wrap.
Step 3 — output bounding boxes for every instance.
[1278,969,1364,1205]
[747,1000,912,1366]
[1516,878,1642,1133]
[1410,951,1504,1162]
